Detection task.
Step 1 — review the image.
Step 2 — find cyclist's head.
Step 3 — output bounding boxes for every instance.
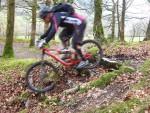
[39,6,53,23]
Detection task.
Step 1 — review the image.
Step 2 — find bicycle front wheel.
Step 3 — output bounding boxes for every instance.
[81,40,103,69]
[26,61,59,93]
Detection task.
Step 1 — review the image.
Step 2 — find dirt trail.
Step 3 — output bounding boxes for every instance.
[0,42,41,58]
[55,72,142,113]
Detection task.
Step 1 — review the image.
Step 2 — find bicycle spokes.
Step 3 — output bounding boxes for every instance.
[27,61,58,92]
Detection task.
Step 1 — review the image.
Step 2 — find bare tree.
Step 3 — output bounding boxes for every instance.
[120,0,126,42]
[130,24,136,42]
[144,0,150,41]
[0,0,1,10]
[104,0,135,42]
[111,0,117,41]
[30,0,37,47]
[116,0,121,39]
[20,0,38,47]
[119,0,134,42]
[144,19,150,41]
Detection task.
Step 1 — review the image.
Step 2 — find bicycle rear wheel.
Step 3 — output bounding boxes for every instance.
[81,40,103,69]
[26,61,59,93]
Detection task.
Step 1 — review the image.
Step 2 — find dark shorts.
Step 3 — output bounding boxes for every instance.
[59,21,86,49]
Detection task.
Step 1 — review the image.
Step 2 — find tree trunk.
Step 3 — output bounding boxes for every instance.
[3,0,15,58]
[111,2,116,41]
[0,0,1,10]
[144,19,150,41]
[44,0,51,32]
[93,0,104,44]
[120,0,126,42]
[116,0,120,40]
[30,0,37,47]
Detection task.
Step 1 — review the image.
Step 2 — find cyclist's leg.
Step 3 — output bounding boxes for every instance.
[59,27,74,48]
[72,21,87,61]
[59,27,74,60]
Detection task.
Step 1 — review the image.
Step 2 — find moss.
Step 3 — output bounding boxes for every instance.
[118,66,135,74]
[140,59,150,76]
[87,47,99,55]
[41,96,60,106]
[78,66,135,93]
[2,45,14,58]
[19,91,30,101]
[85,98,141,113]
[90,71,118,88]
[90,66,135,88]
[79,87,91,93]
[19,109,28,113]
[133,59,150,90]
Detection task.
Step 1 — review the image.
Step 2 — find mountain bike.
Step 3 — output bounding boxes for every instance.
[26,40,103,93]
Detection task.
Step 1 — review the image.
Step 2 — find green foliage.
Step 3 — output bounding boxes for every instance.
[86,98,141,113]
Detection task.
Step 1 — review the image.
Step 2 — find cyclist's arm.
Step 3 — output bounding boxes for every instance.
[40,25,52,39]
[40,14,60,43]
[45,15,60,43]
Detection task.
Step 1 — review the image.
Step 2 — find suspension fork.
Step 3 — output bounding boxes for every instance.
[40,50,46,80]
[41,50,45,61]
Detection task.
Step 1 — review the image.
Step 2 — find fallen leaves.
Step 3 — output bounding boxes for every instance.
[1,41,150,113]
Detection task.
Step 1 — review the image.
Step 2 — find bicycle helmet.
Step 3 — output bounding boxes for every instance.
[39,6,52,19]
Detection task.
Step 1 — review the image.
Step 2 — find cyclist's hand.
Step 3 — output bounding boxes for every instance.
[36,39,46,48]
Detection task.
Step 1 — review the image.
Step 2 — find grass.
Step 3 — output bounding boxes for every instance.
[19,109,28,113]
[0,58,37,75]
[133,59,150,90]
[85,97,150,113]
[0,37,30,43]
[136,98,150,113]
[139,59,150,76]
[0,58,36,71]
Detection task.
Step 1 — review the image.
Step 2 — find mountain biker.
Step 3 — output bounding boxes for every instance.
[37,3,88,69]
